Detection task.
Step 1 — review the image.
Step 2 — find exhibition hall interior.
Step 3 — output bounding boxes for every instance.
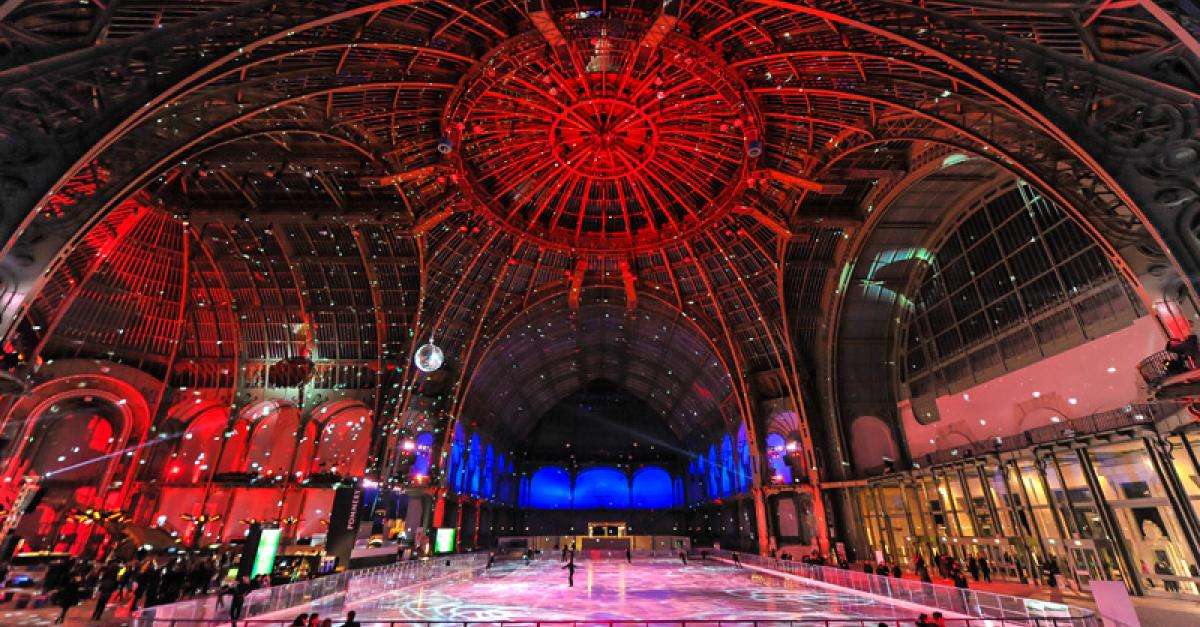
[0,1,1197,625]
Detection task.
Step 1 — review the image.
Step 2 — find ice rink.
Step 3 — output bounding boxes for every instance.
[327,558,921,622]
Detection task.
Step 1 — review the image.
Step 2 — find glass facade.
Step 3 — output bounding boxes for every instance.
[899,181,1142,413]
[854,426,1200,599]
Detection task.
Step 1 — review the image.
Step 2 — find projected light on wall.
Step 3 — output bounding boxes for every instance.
[444,424,515,502]
[765,433,793,484]
[574,467,631,509]
[860,247,935,308]
[522,465,682,510]
[631,467,676,509]
[528,466,572,509]
[685,427,754,504]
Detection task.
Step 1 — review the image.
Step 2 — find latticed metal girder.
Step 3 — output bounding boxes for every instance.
[0,1,1195,471]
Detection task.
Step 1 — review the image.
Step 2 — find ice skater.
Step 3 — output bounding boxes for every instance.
[625,547,632,563]
[679,550,688,565]
[562,557,576,587]
[732,552,742,568]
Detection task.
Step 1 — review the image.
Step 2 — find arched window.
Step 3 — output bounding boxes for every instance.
[720,434,734,495]
[172,405,228,484]
[468,433,483,494]
[631,466,675,508]
[528,466,572,509]
[217,419,250,473]
[446,424,465,492]
[243,401,302,477]
[482,444,495,497]
[574,467,630,509]
[900,181,1138,397]
[765,433,793,484]
[409,432,435,481]
[313,403,371,477]
[26,397,122,487]
[707,444,719,498]
[736,425,751,492]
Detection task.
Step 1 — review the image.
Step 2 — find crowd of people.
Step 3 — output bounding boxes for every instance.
[28,553,270,624]
[287,610,360,627]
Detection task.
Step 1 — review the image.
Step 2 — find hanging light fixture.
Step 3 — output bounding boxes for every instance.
[414,336,444,373]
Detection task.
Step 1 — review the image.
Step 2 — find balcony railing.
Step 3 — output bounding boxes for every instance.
[907,402,1175,470]
[706,550,1097,627]
[1137,350,1178,390]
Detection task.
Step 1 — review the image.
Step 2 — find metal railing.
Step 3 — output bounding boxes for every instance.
[127,618,1101,627]
[134,554,487,627]
[705,551,1096,627]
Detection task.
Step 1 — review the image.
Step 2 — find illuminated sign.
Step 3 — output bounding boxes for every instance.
[251,528,282,577]
[433,527,456,554]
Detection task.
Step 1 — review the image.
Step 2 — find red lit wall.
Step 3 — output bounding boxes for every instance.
[898,315,1167,457]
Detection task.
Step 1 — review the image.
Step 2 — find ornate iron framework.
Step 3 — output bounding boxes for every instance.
[0,0,1193,554]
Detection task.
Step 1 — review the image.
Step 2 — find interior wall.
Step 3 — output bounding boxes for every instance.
[514,508,684,536]
[898,314,1166,457]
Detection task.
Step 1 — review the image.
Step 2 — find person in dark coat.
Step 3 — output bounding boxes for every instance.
[52,576,81,624]
[141,562,163,608]
[967,555,980,581]
[92,562,121,620]
[625,547,632,564]
[229,575,251,625]
[130,561,159,610]
[978,556,992,582]
[562,558,576,587]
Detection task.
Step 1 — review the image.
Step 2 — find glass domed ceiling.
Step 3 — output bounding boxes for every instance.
[443,14,762,254]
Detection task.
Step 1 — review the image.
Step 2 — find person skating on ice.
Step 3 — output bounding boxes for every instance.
[562,557,576,587]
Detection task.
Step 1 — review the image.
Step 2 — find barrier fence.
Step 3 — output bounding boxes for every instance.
[134,550,1098,627]
[705,551,1096,627]
[128,618,1104,627]
[134,554,488,627]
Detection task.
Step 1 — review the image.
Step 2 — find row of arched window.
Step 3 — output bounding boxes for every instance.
[443,424,516,503]
[171,400,372,482]
[521,465,682,509]
[685,425,753,503]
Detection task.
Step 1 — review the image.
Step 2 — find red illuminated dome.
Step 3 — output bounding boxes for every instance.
[443,17,762,254]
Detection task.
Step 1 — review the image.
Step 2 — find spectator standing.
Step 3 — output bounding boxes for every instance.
[52,576,81,624]
[92,562,121,620]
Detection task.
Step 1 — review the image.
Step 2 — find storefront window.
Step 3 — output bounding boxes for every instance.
[1015,460,1062,544]
[942,472,976,536]
[881,484,916,563]
[1090,440,1199,596]
[1044,453,1105,540]
[1170,434,1200,529]
[964,471,996,537]
[1043,451,1128,589]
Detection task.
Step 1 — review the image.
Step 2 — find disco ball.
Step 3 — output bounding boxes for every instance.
[413,341,444,373]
